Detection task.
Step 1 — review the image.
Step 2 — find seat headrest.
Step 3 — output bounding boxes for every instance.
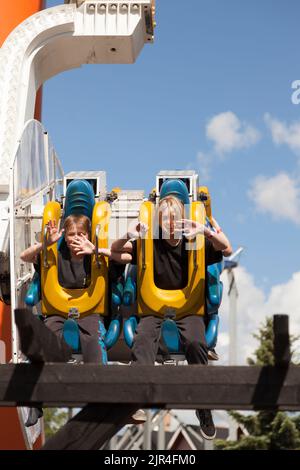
[159,179,190,205]
[64,179,95,219]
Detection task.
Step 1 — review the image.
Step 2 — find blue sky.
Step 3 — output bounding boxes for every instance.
[44,0,300,295]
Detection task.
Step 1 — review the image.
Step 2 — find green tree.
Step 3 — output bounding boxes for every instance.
[215,317,300,450]
[43,408,69,439]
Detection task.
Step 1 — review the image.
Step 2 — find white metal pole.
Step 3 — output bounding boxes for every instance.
[109,434,118,450]
[143,410,152,450]
[157,411,166,450]
[228,269,238,366]
[227,268,238,441]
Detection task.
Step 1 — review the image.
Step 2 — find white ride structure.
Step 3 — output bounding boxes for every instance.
[0,0,155,354]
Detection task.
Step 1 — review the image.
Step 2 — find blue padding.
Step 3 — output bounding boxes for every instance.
[123,265,137,307]
[206,262,224,312]
[161,318,181,353]
[111,280,124,307]
[105,314,122,349]
[111,265,137,308]
[125,315,220,354]
[159,179,190,205]
[161,315,219,352]
[25,272,41,307]
[98,320,108,364]
[64,179,95,219]
[124,316,138,348]
[63,318,81,353]
[205,314,219,349]
[206,281,223,315]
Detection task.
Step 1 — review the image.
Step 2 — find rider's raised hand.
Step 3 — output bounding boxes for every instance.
[127,221,149,240]
[70,233,95,256]
[175,219,205,239]
[46,220,64,246]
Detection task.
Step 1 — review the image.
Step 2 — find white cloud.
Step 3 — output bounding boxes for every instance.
[248,172,300,224]
[206,111,260,155]
[265,113,300,155]
[266,272,300,333]
[218,267,300,365]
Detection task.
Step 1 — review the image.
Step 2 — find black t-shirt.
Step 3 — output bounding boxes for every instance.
[34,241,91,289]
[131,236,222,290]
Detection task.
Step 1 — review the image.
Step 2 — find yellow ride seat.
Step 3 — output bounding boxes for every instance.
[40,200,110,318]
[136,200,206,320]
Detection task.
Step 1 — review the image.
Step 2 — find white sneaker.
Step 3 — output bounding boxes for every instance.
[132,409,147,422]
[208,348,219,361]
[196,409,216,440]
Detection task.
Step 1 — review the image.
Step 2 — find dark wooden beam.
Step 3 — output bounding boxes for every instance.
[0,364,300,410]
[41,404,140,450]
[273,314,291,366]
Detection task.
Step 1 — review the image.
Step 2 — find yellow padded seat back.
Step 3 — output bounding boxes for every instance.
[137,201,206,320]
[40,201,110,318]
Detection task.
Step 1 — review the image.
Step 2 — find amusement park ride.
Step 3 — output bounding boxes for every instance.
[0,0,298,451]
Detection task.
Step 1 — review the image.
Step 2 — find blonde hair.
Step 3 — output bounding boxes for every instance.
[153,196,184,239]
[158,195,184,219]
[63,214,91,236]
